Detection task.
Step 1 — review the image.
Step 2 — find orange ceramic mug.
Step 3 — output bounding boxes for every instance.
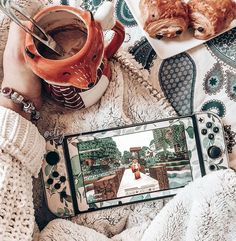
[24,3,125,109]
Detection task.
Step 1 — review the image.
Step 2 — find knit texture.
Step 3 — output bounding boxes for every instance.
[0,107,45,241]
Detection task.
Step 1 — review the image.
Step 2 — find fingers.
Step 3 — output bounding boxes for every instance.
[8,21,26,39]
[4,21,28,62]
[7,21,26,48]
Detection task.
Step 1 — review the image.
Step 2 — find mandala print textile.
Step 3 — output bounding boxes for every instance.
[124,15,236,170]
[190,38,236,171]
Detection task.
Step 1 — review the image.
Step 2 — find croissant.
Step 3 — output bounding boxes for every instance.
[139,0,189,39]
[188,0,236,40]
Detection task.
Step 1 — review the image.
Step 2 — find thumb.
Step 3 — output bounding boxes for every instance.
[4,21,28,62]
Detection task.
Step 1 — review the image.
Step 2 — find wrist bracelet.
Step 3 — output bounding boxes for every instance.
[0,87,40,121]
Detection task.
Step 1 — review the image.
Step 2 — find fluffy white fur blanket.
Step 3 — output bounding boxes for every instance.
[38,169,236,241]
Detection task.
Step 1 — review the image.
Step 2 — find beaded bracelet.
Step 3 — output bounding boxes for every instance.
[0,87,40,121]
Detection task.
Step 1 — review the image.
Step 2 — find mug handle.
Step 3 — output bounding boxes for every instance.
[104,21,125,59]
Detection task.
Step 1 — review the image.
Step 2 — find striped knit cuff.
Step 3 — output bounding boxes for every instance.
[0,107,46,177]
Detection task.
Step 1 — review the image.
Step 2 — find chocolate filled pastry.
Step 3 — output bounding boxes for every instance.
[188,0,236,40]
[139,0,189,39]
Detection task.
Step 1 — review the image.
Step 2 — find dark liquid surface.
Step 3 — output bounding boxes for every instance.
[37,25,87,60]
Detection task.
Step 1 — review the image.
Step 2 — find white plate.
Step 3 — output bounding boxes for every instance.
[125,0,236,59]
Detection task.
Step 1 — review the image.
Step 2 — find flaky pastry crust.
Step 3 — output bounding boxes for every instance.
[188,0,236,40]
[139,0,189,39]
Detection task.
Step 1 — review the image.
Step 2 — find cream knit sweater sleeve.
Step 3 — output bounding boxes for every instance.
[0,107,46,241]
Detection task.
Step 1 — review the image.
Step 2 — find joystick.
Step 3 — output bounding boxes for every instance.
[45,151,60,165]
[209,164,217,171]
[208,146,222,159]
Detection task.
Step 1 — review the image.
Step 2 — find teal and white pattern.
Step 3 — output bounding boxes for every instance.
[115,0,137,27]
[226,71,236,102]
[159,53,196,116]
[201,100,226,118]
[115,0,236,166]
[203,62,224,95]
[207,28,236,69]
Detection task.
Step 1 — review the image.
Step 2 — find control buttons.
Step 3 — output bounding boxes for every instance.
[206,122,212,128]
[208,146,222,159]
[45,151,60,166]
[54,183,61,190]
[52,171,59,178]
[199,117,204,123]
[209,164,216,171]
[47,178,53,185]
[201,129,207,135]
[60,191,67,198]
[208,134,214,140]
[213,127,219,133]
[60,176,66,183]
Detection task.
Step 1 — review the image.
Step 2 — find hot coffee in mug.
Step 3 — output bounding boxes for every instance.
[34,10,88,60]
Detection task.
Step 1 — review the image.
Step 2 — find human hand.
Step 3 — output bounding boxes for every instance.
[0,22,42,120]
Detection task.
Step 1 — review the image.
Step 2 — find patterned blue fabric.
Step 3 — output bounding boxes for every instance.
[81,0,236,153]
[128,38,156,70]
[158,53,196,116]
[201,100,226,118]
[207,29,236,69]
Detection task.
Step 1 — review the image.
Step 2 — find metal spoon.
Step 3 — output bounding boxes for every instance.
[0,0,64,56]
